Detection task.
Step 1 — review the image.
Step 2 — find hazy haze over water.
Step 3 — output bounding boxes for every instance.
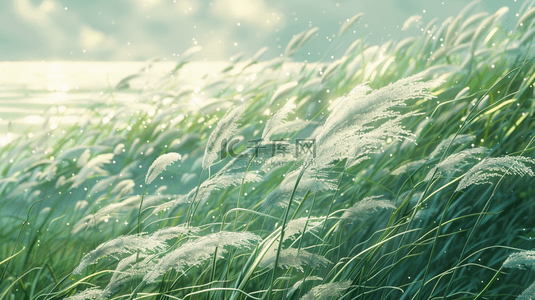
[0,0,525,143]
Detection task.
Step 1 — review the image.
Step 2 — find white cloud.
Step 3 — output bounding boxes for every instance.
[13,0,58,23]
[136,0,162,9]
[211,0,280,26]
[80,26,105,51]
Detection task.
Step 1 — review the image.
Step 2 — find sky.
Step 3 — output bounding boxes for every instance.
[0,0,523,62]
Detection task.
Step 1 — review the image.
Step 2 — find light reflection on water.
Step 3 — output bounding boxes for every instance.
[0,61,173,91]
[0,60,305,146]
[0,61,178,145]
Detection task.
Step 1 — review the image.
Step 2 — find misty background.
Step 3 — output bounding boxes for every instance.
[0,0,521,62]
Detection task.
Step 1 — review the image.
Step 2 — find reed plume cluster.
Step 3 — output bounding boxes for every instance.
[2,1,535,299]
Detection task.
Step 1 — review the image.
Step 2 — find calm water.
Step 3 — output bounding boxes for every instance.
[0,61,235,145]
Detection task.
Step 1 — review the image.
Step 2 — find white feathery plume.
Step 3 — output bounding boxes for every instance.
[336,196,395,231]
[317,114,420,170]
[88,174,119,196]
[259,243,331,272]
[429,134,474,158]
[285,27,318,57]
[320,83,371,140]
[262,98,296,143]
[321,58,346,83]
[300,281,352,300]
[111,179,135,199]
[320,76,434,142]
[287,276,323,299]
[203,105,247,169]
[338,13,364,37]
[187,172,262,204]
[402,15,423,31]
[69,254,158,300]
[143,231,261,283]
[284,217,323,241]
[263,169,336,208]
[151,195,188,215]
[145,152,182,185]
[270,82,299,104]
[77,149,91,168]
[425,147,488,181]
[72,225,198,274]
[503,250,535,300]
[103,254,157,298]
[456,156,535,191]
[514,282,535,300]
[314,76,435,170]
[72,234,166,274]
[64,287,103,300]
[73,153,114,188]
[71,202,126,234]
[503,250,535,270]
[150,224,200,240]
[120,194,174,210]
[113,143,125,155]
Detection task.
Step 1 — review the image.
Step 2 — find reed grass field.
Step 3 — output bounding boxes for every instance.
[2,1,535,299]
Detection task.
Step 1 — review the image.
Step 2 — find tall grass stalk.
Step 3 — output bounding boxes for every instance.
[3,2,535,299]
